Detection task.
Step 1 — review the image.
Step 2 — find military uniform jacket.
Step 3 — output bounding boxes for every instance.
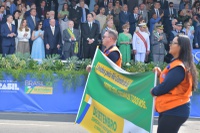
[151,31,168,55]
[132,30,150,53]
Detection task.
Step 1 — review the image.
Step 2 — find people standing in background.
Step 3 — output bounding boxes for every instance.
[58,0,70,12]
[132,23,150,63]
[68,0,82,29]
[58,3,69,44]
[93,4,100,15]
[149,12,163,34]
[119,4,130,32]
[17,19,31,54]
[26,8,40,53]
[151,24,167,64]
[151,35,198,133]
[139,3,148,24]
[129,6,140,36]
[117,23,132,66]
[1,15,17,56]
[182,21,194,49]
[113,0,121,32]
[44,18,61,57]
[43,10,59,29]
[31,21,45,60]
[10,0,17,15]
[89,0,98,12]
[36,0,47,21]
[12,10,21,50]
[63,20,80,59]
[96,7,106,35]
[81,13,99,59]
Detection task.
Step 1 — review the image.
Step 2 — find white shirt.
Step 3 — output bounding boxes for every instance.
[17,28,31,42]
[132,30,150,53]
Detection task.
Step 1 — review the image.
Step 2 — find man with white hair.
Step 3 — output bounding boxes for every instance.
[63,20,80,59]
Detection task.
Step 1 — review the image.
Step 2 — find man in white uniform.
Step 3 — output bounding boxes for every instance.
[132,23,150,62]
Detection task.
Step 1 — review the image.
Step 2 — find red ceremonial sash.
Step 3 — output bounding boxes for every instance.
[136,31,148,52]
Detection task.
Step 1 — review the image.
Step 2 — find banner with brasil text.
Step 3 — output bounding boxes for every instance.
[76,49,155,133]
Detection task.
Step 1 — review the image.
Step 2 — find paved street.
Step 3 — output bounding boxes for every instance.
[0,112,199,133]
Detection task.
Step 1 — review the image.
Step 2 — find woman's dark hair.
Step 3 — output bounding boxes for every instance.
[62,3,68,11]
[12,10,21,19]
[176,35,198,91]
[34,21,43,31]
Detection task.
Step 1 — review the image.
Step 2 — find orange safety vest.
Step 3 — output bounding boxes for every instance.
[104,46,122,67]
[155,59,193,113]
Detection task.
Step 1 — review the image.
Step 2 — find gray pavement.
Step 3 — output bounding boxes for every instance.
[0,112,199,133]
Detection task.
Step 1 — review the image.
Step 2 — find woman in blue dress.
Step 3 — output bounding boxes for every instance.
[31,21,45,60]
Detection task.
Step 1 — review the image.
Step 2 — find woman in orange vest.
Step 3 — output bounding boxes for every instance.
[151,35,198,133]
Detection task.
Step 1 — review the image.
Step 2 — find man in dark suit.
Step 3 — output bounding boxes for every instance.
[26,8,40,32]
[129,6,140,36]
[63,20,81,59]
[79,0,89,23]
[119,4,130,32]
[69,0,82,29]
[26,8,40,53]
[46,0,58,19]
[81,13,99,59]
[99,0,109,8]
[160,0,169,9]
[163,2,177,36]
[127,0,138,13]
[1,2,10,16]
[1,15,17,56]
[105,2,115,16]
[44,18,61,57]
[43,10,59,29]
[149,2,164,21]
[36,0,48,21]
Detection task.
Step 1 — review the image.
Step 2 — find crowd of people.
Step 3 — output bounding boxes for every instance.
[0,0,199,65]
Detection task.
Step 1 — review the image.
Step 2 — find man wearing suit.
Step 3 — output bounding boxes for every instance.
[69,0,82,29]
[46,0,59,19]
[150,2,164,21]
[26,8,40,53]
[1,15,17,56]
[127,0,138,13]
[105,2,115,16]
[163,2,177,36]
[81,13,99,59]
[80,0,89,23]
[99,0,109,8]
[43,10,59,29]
[129,6,140,36]
[36,0,48,21]
[139,3,148,23]
[119,4,130,32]
[44,19,61,57]
[159,0,168,9]
[63,20,80,59]
[26,8,40,32]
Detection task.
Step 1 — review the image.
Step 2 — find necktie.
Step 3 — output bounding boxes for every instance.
[33,17,36,26]
[90,23,92,30]
[0,14,2,21]
[52,27,55,35]
[82,8,86,22]
[9,24,12,31]
[156,9,159,17]
[140,11,143,15]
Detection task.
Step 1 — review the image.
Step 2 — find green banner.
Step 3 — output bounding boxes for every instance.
[76,49,155,133]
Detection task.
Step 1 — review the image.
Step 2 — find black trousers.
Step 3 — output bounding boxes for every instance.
[45,48,58,58]
[157,114,188,133]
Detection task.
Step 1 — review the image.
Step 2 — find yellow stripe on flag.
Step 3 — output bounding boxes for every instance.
[80,98,124,133]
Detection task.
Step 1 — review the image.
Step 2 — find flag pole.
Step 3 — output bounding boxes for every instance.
[75,46,99,123]
[150,70,157,133]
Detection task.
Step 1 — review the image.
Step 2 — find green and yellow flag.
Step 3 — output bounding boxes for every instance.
[76,49,155,133]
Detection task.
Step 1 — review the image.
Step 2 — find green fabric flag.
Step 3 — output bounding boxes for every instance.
[76,49,155,133]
